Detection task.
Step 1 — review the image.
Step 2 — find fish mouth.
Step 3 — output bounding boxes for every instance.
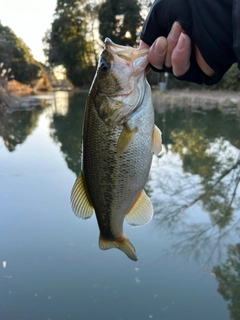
[104,37,149,61]
[98,38,149,125]
[104,37,133,55]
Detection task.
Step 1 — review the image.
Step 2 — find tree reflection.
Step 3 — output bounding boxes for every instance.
[0,102,45,151]
[213,243,240,320]
[151,108,240,320]
[153,108,240,226]
[151,108,240,264]
[171,124,217,179]
[50,93,86,176]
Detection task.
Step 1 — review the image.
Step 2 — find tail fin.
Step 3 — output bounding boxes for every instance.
[99,234,138,261]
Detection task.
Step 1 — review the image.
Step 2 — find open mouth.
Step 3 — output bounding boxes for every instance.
[104,38,148,62]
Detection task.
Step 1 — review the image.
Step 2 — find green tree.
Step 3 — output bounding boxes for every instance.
[0,23,41,85]
[44,0,98,87]
[98,0,143,46]
[212,64,240,91]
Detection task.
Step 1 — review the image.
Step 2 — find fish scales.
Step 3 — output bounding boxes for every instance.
[71,38,162,261]
[83,91,153,239]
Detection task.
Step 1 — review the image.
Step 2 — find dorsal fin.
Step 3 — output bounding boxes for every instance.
[70,172,94,219]
[126,190,153,227]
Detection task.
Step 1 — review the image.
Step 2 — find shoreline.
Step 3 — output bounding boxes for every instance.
[152,89,240,113]
[1,88,240,113]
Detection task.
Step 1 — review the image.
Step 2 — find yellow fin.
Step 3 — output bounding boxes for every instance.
[126,190,153,227]
[117,125,138,155]
[70,172,94,219]
[99,234,138,261]
[152,124,162,155]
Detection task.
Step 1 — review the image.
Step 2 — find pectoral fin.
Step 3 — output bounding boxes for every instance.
[117,125,138,155]
[126,190,153,227]
[152,125,162,155]
[70,172,94,219]
[99,234,138,261]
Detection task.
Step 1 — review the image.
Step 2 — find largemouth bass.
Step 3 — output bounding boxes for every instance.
[71,38,162,261]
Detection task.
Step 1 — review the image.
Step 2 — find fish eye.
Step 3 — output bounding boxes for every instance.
[100,61,110,73]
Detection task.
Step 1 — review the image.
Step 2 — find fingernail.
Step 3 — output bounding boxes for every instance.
[176,33,187,51]
[168,21,181,42]
[151,37,167,57]
[149,37,167,69]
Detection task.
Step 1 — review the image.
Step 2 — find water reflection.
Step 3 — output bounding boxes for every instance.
[50,92,86,175]
[152,108,240,252]
[50,97,240,320]
[1,92,240,320]
[0,95,53,152]
[213,243,240,320]
[54,100,240,320]
[152,108,240,320]
[0,101,45,152]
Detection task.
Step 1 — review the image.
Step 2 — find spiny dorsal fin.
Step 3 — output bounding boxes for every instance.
[117,125,138,155]
[126,190,153,227]
[70,172,94,219]
[152,125,162,155]
[99,234,138,261]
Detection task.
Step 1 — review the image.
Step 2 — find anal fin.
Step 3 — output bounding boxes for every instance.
[70,172,94,219]
[152,124,162,155]
[126,190,153,227]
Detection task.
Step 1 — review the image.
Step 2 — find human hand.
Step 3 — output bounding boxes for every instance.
[139,22,214,79]
[140,0,235,85]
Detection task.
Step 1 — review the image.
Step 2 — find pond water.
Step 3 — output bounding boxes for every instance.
[1,91,240,320]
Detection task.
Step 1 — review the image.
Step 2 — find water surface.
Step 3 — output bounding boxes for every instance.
[1,91,240,320]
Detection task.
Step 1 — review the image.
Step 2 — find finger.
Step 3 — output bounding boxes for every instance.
[165,21,183,68]
[172,33,191,77]
[148,37,167,70]
[195,45,215,77]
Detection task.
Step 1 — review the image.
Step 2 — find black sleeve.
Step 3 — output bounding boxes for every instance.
[141,0,237,85]
[233,0,240,68]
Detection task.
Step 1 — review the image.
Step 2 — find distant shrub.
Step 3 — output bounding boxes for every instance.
[212,64,240,91]
[147,63,240,91]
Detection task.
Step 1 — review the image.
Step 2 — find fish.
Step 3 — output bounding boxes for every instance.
[70,38,162,261]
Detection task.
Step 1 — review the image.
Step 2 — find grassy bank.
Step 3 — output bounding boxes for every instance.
[152,89,240,113]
